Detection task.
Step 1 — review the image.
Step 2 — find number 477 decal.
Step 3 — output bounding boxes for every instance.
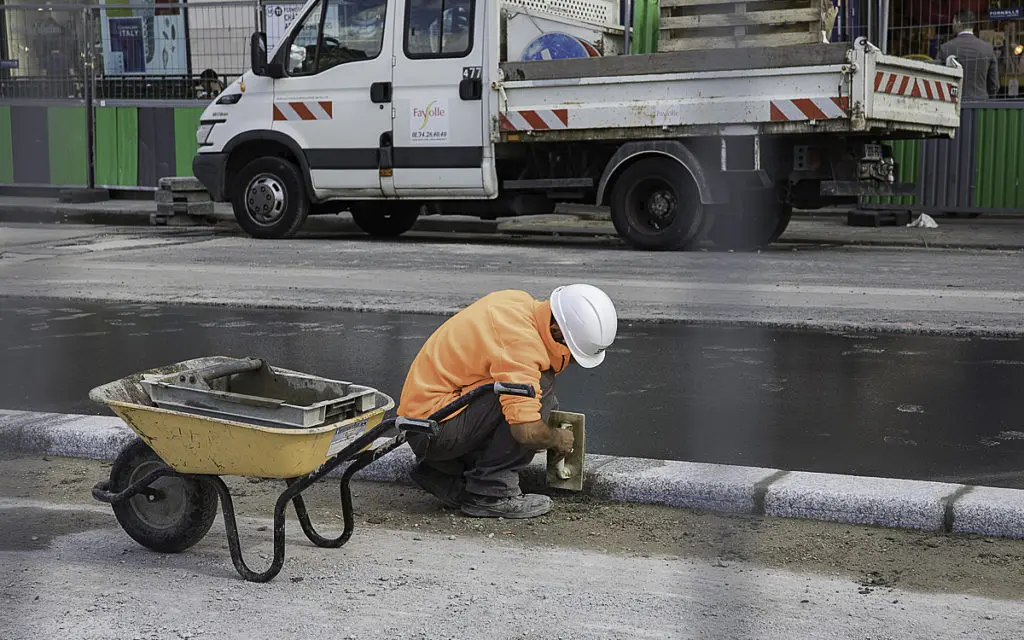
[462,66,482,80]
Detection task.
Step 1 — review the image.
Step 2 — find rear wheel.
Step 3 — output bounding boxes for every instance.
[110,439,218,553]
[609,158,705,251]
[351,206,421,238]
[708,188,792,250]
[231,157,310,239]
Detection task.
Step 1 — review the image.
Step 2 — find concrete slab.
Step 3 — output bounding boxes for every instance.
[764,470,960,531]
[951,486,1024,538]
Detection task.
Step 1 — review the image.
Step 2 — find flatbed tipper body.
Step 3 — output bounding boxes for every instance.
[192,0,964,250]
[497,41,963,139]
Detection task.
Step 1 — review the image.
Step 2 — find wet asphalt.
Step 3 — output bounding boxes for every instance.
[2,296,1023,488]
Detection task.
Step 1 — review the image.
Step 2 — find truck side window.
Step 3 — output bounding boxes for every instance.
[286,0,387,76]
[405,0,474,59]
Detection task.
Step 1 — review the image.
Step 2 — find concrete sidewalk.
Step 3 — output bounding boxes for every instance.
[4,408,1023,540]
[2,195,1023,250]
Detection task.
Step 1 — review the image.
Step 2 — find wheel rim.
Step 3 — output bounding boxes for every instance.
[128,460,188,530]
[626,178,680,235]
[244,173,288,226]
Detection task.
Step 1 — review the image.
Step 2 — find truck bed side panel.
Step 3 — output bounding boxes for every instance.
[500,65,850,136]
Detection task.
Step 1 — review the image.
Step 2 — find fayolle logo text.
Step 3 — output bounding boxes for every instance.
[413,102,447,130]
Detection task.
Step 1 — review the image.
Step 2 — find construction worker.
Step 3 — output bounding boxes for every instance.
[398,285,617,519]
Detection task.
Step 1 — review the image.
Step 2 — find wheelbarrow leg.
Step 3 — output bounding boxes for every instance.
[289,435,408,549]
[207,476,291,583]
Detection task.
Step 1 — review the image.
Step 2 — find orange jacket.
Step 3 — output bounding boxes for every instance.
[398,290,571,424]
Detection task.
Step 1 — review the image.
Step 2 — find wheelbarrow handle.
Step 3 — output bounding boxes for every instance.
[426,382,537,423]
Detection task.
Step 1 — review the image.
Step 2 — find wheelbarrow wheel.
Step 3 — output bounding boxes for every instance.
[110,439,218,554]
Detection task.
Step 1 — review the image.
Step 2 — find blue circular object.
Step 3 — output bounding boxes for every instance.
[521,33,597,61]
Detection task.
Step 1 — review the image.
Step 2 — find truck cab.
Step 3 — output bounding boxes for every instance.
[193,0,500,240]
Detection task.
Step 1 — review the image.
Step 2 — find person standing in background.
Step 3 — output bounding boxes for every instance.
[936,9,999,101]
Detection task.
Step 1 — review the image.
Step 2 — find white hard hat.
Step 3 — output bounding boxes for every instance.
[550,284,617,369]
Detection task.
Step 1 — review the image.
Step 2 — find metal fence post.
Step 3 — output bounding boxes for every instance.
[83,7,96,190]
[623,0,632,55]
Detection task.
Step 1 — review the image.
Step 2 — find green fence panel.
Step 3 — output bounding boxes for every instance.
[47,106,88,186]
[173,107,205,178]
[116,107,140,186]
[0,106,13,184]
[892,139,919,206]
[974,108,1024,209]
[94,107,119,186]
[631,0,660,54]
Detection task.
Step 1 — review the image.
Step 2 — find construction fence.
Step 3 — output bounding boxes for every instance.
[0,0,295,188]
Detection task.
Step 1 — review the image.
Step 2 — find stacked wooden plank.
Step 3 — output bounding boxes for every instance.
[658,0,834,53]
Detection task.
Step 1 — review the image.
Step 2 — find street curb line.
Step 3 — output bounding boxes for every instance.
[3,409,1023,538]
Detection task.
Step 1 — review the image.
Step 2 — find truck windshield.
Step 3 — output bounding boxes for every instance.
[286,0,388,76]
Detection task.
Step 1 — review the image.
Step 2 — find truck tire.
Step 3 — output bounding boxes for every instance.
[232,157,310,239]
[351,206,420,238]
[708,189,792,250]
[110,439,218,554]
[609,158,705,251]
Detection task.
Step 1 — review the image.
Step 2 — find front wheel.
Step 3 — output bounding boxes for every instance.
[351,206,420,238]
[110,439,218,554]
[609,158,705,250]
[231,157,310,239]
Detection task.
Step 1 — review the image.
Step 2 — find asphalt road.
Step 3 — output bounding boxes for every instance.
[2,224,1023,334]
[3,296,1024,488]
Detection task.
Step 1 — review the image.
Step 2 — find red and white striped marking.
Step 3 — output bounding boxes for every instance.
[770,97,849,122]
[874,72,958,103]
[273,101,334,121]
[499,109,569,131]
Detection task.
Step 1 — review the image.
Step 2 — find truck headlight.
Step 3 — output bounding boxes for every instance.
[197,124,214,145]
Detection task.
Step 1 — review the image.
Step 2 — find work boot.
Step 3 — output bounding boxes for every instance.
[410,462,464,509]
[460,493,552,519]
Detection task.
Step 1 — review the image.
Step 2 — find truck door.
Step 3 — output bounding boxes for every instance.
[272,0,394,197]
[389,0,496,197]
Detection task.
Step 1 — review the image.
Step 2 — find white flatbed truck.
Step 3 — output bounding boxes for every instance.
[192,0,964,250]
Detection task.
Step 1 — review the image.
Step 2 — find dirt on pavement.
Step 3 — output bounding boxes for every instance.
[2,454,1023,601]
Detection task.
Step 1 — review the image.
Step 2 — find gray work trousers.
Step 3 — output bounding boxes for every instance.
[406,371,558,498]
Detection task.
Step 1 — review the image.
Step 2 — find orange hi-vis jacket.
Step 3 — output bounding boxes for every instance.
[398,290,571,424]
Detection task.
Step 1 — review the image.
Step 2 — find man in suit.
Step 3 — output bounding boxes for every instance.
[936,9,999,101]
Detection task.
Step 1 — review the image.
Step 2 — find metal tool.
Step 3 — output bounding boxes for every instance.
[546,410,585,491]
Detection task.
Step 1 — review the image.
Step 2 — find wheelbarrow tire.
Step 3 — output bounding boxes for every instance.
[110,439,218,554]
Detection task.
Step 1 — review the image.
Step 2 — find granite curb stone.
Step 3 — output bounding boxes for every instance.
[3,409,1023,538]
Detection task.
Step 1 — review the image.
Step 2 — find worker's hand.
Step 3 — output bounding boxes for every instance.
[550,428,574,458]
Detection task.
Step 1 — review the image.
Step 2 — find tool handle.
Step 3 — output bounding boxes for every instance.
[174,358,265,386]
[492,382,536,398]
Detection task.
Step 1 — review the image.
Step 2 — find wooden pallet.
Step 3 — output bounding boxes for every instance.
[658,0,833,53]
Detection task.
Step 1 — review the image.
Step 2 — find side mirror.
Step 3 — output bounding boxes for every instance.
[250,32,283,78]
[251,32,268,75]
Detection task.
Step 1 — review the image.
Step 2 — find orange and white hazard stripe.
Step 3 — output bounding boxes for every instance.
[875,72,958,103]
[273,101,334,121]
[770,97,849,122]
[499,109,569,132]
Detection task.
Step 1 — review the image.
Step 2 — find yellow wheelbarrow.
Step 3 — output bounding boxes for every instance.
[90,356,535,582]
